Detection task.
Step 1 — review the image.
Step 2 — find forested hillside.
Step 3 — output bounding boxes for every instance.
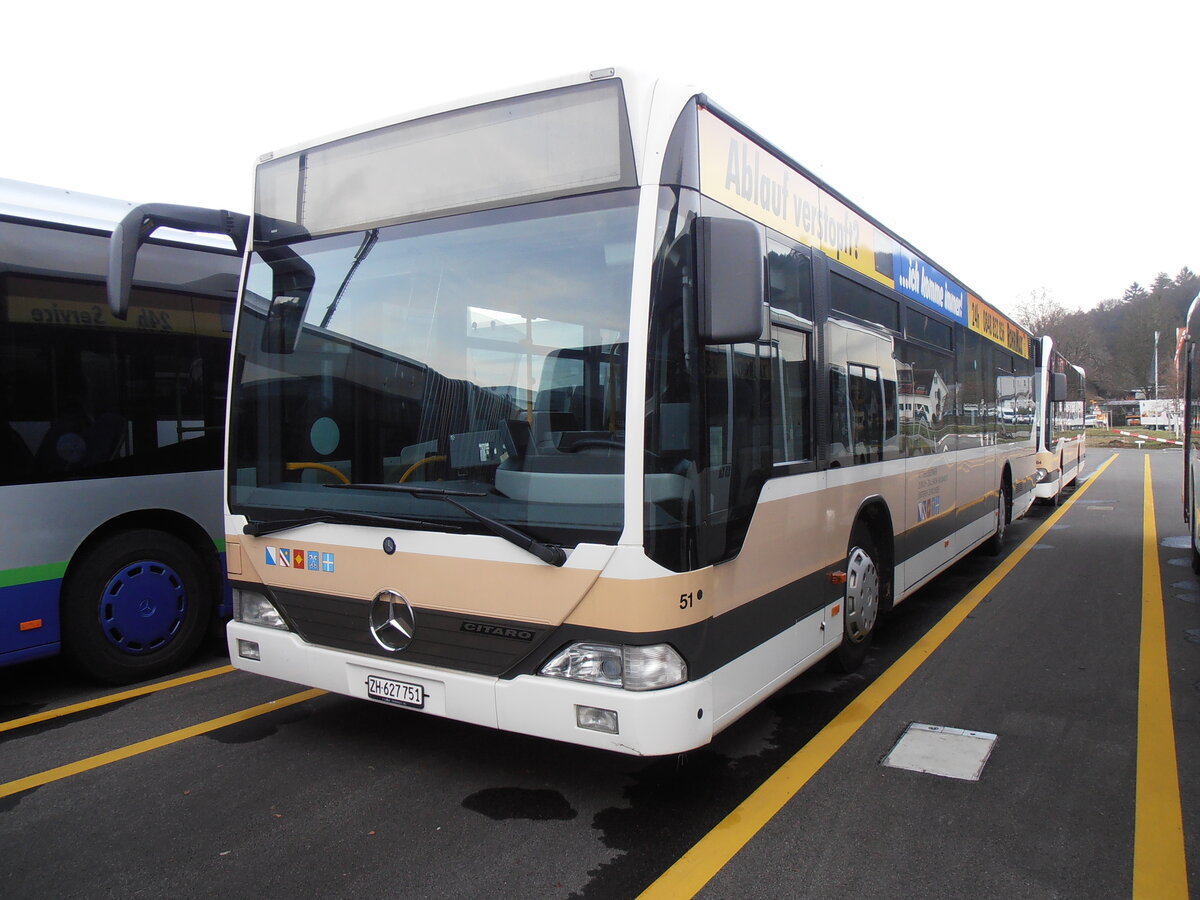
[1015,268,1199,398]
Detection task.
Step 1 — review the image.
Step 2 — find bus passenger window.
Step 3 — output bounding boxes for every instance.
[849,364,883,464]
[767,244,813,320]
[830,368,850,465]
[883,376,899,454]
[771,327,811,463]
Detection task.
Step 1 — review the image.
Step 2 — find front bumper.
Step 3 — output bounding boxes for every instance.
[227,621,715,756]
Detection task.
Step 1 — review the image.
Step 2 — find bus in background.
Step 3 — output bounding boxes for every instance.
[0,179,247,683]
[1033,336,1086,505]
[201,70,1037,755]
[1182,295,1200,573]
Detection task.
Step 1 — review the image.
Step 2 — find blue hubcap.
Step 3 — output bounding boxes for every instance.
[99,559,187,653]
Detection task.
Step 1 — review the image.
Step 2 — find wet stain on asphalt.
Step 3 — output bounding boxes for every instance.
[0,785,39,813]
[206,704,313,744]
[569,670,870,900]
[568,540,1014,899]
[0,702,46,722]
[463,787,578,821]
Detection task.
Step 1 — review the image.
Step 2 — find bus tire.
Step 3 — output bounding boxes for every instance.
[62,529,213,685]
[834,526,881,673]
[983,483,1008,556]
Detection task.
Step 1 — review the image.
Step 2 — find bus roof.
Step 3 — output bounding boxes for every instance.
[0,178,137,232]
[253,68,658,165]
[250,69,1028,348]
[0,178,237,251]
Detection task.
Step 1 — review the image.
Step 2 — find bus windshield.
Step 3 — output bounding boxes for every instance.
[228,189,639,548]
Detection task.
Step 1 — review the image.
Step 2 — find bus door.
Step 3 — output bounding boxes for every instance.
[897,338,957,589]
[955,331,996,550]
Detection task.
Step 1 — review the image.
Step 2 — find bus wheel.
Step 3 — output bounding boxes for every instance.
[62,529,213,685]
[834,527,880,672]
[984,484,1008,556]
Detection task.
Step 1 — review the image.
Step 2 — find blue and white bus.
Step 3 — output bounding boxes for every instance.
[0,179,245,683]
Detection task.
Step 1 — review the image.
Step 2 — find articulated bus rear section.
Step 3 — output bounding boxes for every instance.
[0,180,246,683]
[223,70,1036,755]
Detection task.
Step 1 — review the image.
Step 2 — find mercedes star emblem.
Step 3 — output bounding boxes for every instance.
[368,589,416,652]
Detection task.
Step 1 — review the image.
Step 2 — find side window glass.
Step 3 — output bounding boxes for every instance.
[896,340,954,457]
[831,274,899,331]
[771,327,811,463]
[830,368,850,465]
[883,376,899,454]
[848,364,883,464]
[767,242,812,321]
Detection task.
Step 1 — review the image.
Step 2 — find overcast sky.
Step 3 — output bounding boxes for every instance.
[5,0,1196,318]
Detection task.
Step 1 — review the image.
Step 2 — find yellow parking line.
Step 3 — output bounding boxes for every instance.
[0,665,235,735]
[0,688,325,799]
[1133,456,1189,898]
[638,454,1119,899]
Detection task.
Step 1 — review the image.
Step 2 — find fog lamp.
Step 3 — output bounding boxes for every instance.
[576,705,619,734]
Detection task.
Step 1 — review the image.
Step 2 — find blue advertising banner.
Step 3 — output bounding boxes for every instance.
[893,246,968,325]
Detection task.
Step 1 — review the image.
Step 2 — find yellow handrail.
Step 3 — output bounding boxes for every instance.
[285,462,350,484]
[399,455,447,483]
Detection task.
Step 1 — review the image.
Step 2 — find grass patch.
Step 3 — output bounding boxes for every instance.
[1085,428,1182,449]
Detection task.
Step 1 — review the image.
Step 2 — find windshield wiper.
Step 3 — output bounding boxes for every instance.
[320,228,378,328]
[243,508,462,537]
[324,483,568,567]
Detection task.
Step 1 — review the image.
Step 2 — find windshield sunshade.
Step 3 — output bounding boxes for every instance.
[255,80,637,242]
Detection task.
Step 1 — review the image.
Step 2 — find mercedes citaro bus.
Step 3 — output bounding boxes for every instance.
[122,70,1037,754]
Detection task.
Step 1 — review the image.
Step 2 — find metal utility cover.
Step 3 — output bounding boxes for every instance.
[883,723,998,781]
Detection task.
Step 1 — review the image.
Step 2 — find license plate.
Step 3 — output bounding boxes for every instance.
[365,674,425,709]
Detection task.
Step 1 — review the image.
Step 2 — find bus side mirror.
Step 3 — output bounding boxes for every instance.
[108,203,248,319]
[696,216,764,345]
[1049,372,1068,402]
[258,246,316,354]
[262,294,308,354]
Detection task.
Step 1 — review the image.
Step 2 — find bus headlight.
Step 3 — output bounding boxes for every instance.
[1035,467,1049,483]
[540,642,687,691]
[233,589,289,630]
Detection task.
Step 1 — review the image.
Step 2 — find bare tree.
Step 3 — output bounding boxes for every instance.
[1014,288,1068,336]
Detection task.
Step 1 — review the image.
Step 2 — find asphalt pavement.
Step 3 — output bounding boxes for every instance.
[1,449,1194,899]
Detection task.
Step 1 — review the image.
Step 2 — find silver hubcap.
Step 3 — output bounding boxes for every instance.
[844,546,879,643]
[996,490,1007,539]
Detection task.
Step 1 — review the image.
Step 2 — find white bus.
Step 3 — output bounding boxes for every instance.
[1182,295,1200,573]
[0,179,246,682]
[1032,336,1086,504]
[220,70,1037,755]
